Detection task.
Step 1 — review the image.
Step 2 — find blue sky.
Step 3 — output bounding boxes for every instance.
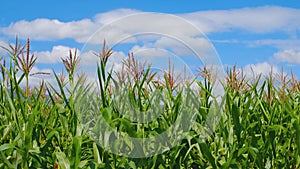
[0,0,300,86]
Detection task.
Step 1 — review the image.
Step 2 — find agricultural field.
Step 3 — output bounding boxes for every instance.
[0,38,300,168]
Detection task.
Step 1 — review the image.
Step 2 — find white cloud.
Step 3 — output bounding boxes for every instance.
[84,12,205,46]
[0,38,7,47]
[274,49,300,64]
[2,6,298,75]
[0,39,8,56]
[77,50,98,66]
[129,45,185,74]
[16,66,52,88]
[94,9,140,24]
[154,37,208,55]
[1,6,299,46]
[35,45,79,63]
[77,49,126,75]
[2,6,300,80]
[131,45,171,58]
[247,39,300,50]
[181,6,300,34]
[1,18,98,42]
[243,62,282,79]
[0,9,141,44]
[107,51,127,71]
[78,49,125,66]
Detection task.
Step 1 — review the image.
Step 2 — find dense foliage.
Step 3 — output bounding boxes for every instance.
[0,39,299,168]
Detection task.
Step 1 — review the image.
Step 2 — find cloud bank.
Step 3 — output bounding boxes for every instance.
[1,6,300,43]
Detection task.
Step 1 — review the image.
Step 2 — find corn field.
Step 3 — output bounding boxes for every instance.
[0,38,300,168]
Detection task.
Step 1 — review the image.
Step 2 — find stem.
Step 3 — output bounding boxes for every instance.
[26,74,29,99]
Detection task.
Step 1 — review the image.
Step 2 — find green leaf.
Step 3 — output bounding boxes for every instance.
[127,161,137,169]
[199,142,217,168]
[232,104,241,142]
[293,120,300,156]
[120,118,135,136]
[78,160,88,168]
[70,136,82,169]
[0,144,14,151]
[56,152,70,169]
[102,107,112,122]
[53,71,71,109]
[93,142,102,164]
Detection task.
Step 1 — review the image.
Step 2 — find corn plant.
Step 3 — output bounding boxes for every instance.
[0,38,299,168]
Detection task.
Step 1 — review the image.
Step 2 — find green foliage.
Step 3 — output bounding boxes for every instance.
[0,39,299,168]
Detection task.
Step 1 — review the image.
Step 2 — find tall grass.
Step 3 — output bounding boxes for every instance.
[0,38,299,168]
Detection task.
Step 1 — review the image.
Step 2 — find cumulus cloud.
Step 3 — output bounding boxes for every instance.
[107,51,127,71]
[0,9,140,44]
[0,38,7,47]
[0,39,8,56]
[76,50,126,87]
[2,6,298,74]
[181,6,300,34]
[84,12,206,46]
[131,45,172,58]
[2,6,299,44]
[1,6,300,81]
[35,45,79,63]
[1,19,98,42]
[129,45,184,73]
[247,39,300,50]
[243,62,282,79]
[35,46,128,88]
[17,66,52,88]
[153,36,214,56]
[94,8,140,24]
[78,50,126,74]
[274,49,300,64]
